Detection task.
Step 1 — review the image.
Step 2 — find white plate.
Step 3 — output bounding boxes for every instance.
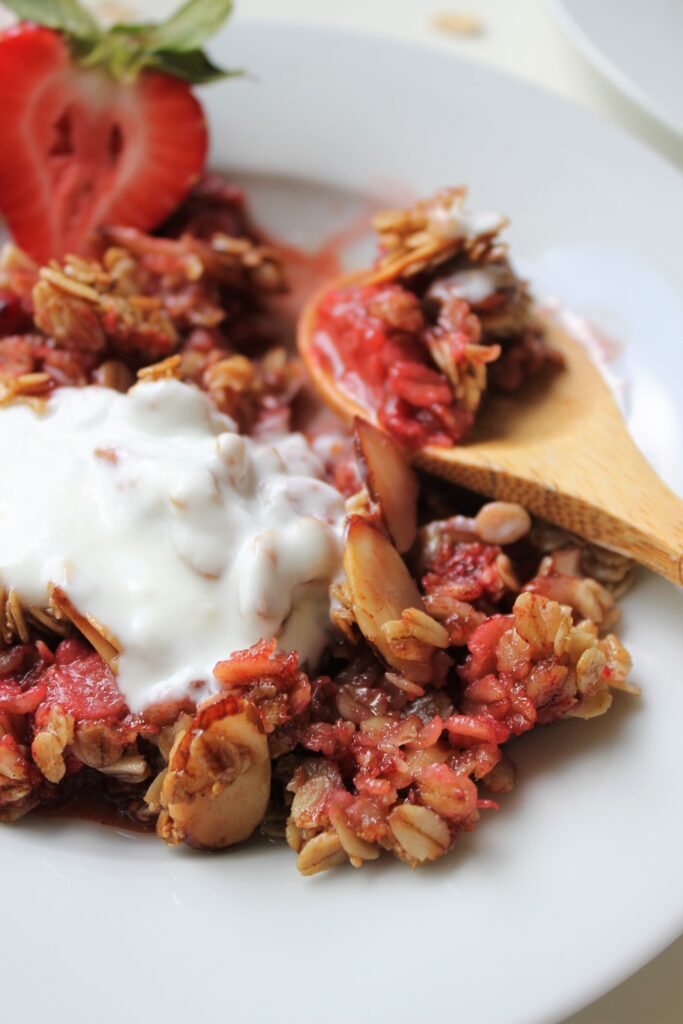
[548,0,683,136]
[3,19,683,1024]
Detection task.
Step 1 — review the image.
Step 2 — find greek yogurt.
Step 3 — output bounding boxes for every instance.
[0,380,345,711]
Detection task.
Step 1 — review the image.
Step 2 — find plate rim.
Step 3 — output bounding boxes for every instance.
[224,11,683,187]
[546,0,683,137]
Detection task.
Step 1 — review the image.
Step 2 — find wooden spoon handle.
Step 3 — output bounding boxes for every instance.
[579,440,683,585]
[416,436,683,586]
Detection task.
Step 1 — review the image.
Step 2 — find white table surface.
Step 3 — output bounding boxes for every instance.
[1,1,681,1020]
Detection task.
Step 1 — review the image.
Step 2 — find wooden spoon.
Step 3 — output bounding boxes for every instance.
[298,274,683,585]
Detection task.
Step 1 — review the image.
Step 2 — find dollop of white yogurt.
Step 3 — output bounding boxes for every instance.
[0,380,345,712]
[428,265,509,306]
[427,202,506,242]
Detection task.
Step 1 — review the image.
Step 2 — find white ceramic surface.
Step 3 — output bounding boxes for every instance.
[548,0,683,136]
[2,19,683,1024]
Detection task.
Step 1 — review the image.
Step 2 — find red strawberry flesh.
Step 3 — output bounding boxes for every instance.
[0,25,208,263]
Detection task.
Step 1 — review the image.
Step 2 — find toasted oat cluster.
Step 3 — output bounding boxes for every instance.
[0,178,637,873]
[0,176,301,436]
[310,187,559,448]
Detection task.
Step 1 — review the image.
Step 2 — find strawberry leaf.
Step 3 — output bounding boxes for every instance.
[148,48,240,84]
[0,0,99,37]
[141,0,235,53]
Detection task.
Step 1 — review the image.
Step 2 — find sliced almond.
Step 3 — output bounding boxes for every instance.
[353,417,419,553]
[49,585,120,672]
[343,515,431,683]
[158,695,270,850]
[6,589,29,643]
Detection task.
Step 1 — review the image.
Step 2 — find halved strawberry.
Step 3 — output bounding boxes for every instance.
[0,1,237,263]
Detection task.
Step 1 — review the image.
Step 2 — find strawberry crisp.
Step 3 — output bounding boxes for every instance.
[0,0,638,875]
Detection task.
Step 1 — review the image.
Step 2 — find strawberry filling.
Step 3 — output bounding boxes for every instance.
[41,639,127,720]
[312,283,473,448]
[0,638,125,721]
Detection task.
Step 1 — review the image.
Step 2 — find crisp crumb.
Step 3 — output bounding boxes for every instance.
[432,11,483,37]
[94,447,119,464]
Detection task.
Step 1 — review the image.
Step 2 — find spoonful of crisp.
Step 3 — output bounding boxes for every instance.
[297,188,683,585]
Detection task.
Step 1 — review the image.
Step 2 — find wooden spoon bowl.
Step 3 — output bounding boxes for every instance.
[298,273,683,585]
